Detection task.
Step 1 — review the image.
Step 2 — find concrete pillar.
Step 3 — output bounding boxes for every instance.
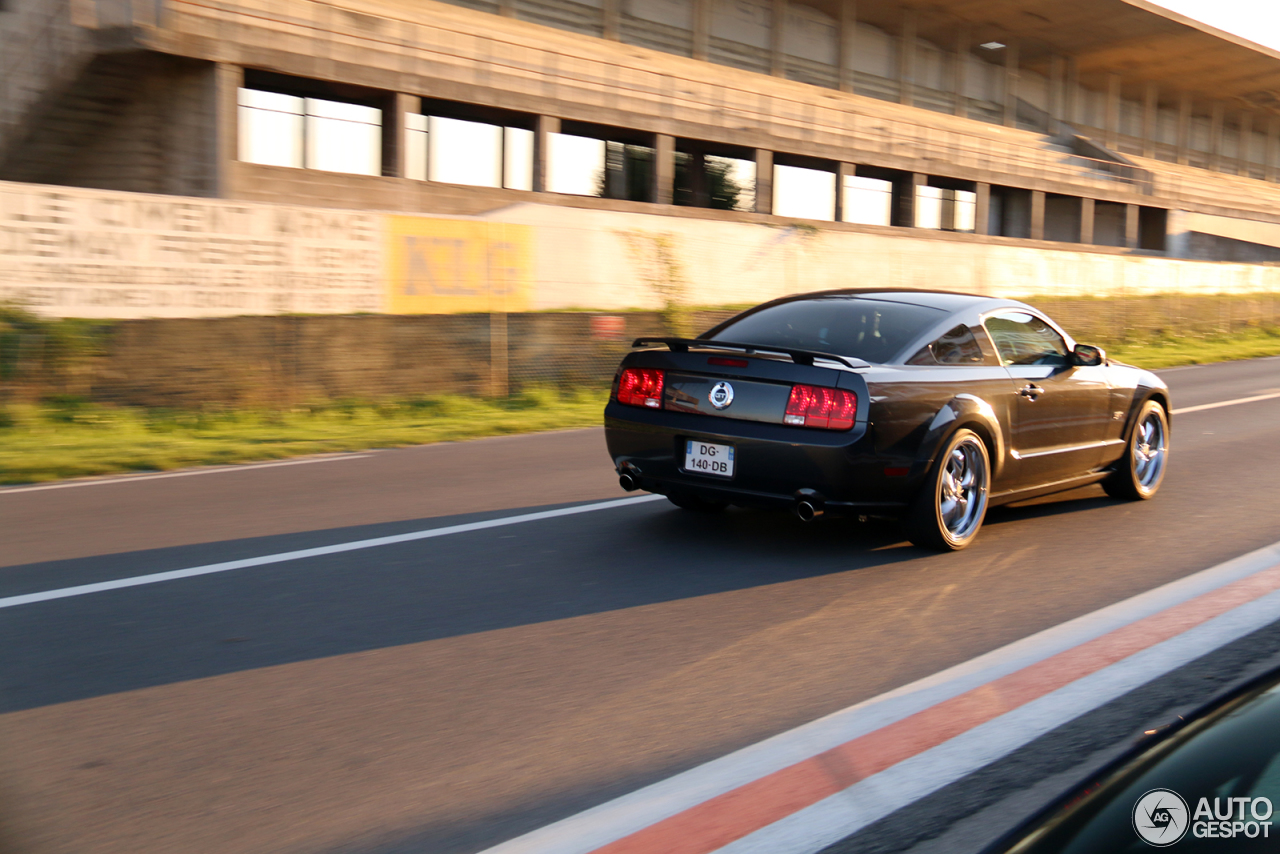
[382,93,420,179]
[754,149,774,214]
[1142,83,1158,158]
[1176,94,1191,166]
[1239,112,1253,175]
[1268,117,1279,182]
[1210,103,1224,170]
[692,0,709,60]
[900,172,925,228]
[687,148,710,206]
[1124,203,1140,249]
[1105,74,1121,149]
[1030,191,1045,241]
[838,0,856,93]
[953,27,970,118]
[1166,209,1190,258]
[214,63,243,199]
[1064,57,1078,125]
[1048,55,1064,125]
[770,0,786,77]
[603,0,620,39]
[652,133,675,204]
[533,115,560,193]
[1003,41,1019,129]
[834,162,855,222]
[974,182,990,235]
[1080,198,1095,245]
[899,8,916,107]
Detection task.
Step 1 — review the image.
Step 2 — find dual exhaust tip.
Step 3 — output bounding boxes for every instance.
[619,470,823,521]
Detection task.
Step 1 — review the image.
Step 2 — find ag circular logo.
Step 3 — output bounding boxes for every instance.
[1133,789,1190,847]
[708,381,735,410]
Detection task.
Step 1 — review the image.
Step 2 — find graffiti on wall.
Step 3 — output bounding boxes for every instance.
[0,183,383,318]
[385,217,532,314]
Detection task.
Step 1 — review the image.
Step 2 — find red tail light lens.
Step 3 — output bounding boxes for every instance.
[784,384,857,430]
[617,368,665,409]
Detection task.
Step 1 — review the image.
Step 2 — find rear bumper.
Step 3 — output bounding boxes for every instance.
[605,402,914,515]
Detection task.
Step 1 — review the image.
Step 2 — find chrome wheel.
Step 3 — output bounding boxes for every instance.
[1133,412,1167,489]
[939,437,988,542]
[1103,399,1169,501]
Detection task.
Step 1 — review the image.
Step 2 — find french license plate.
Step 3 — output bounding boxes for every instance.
[684,440,735,478]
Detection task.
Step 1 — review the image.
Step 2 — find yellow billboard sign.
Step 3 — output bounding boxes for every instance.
[386,217,532,313]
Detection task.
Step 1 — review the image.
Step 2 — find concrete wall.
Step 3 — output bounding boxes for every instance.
[4,179,1280,321]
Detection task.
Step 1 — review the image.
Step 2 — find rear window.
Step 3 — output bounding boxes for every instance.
[705,298,945,363]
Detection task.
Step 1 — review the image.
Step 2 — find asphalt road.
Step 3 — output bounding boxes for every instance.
[1,357,1279,854]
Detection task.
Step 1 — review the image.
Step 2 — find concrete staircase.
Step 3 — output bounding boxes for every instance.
[0,49,157,186]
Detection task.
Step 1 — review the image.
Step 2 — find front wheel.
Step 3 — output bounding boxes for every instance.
[905,429,990,551]
[1102,399,1169,500]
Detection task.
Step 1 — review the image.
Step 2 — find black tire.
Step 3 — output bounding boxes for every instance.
[667,493,729,513]
[1102,399,1169,500]
[905,428,991,551]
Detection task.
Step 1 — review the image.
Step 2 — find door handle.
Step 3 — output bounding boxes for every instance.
[1019,384,1045,399]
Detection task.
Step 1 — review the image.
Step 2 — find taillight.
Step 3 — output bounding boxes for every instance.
[784,384,857,430]
[617,367,665,409]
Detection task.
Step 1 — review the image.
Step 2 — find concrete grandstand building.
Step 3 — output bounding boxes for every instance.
[4,0,1280,318]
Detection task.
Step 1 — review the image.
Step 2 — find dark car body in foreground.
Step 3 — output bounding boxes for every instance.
[986,665,1280,852]
[604,289,1171,549]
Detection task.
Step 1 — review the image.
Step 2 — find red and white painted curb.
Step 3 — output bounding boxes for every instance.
[481,538,1280,854]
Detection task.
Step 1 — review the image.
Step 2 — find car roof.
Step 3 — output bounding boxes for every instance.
[749,288,1024,315]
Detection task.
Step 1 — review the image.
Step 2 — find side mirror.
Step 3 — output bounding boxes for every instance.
[1072,343,1106,367]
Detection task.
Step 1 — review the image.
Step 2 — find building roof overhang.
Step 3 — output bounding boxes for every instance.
[802,0,1280,113]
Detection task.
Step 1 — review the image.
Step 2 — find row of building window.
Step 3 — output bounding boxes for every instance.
[237,86,983,231]
[235,80,1165,249]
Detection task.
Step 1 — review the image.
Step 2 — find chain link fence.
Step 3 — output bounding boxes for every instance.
[2,298,1278,409]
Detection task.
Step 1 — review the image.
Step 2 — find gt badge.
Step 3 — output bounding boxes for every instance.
[709,381,735,410]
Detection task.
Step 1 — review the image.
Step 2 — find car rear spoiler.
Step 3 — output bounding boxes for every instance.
[631,337,868,369]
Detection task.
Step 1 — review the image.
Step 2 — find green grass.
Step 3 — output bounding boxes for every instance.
[0,388,608,485]
[1105,326,1280,369]
[3,328,1280,486]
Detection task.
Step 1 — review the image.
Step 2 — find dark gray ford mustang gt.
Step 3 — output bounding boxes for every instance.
[604,289,1171,550]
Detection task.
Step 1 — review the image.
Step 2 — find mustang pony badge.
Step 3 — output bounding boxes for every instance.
[709,381,735,410]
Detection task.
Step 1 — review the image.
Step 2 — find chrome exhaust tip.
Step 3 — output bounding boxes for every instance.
[795,500,823,522]
[619,473,639,492]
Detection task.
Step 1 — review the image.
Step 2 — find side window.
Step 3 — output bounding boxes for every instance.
[906,325,987,365]
[984,312,1070,367]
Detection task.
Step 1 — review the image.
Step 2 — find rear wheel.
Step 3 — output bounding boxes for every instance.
[1102,399,1169,500]
[905,429,990,551]
[667,493,729,513]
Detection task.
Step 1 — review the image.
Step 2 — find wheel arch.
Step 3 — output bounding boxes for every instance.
[913,393,1007,482]
[1121,388,1172,442]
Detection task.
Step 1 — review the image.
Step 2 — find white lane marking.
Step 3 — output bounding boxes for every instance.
[478,538,1280,854]
[0,453,373,494]
[0,495,665,610]
[1172,390,1280,415]
[719,587,1280,854]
